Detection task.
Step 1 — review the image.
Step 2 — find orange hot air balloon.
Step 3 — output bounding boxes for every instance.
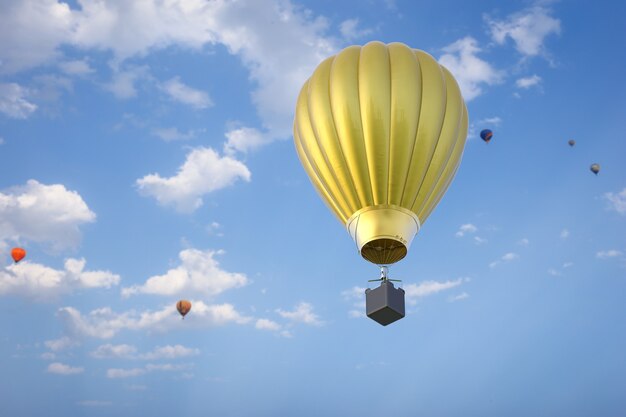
[11,247,26,263]
[176,300,192,319]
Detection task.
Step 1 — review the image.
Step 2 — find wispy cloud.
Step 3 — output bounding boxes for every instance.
[0,83,38,118]
[489,252,519,268]
[455,223,477,237]
[596,250,623,259]
[604,188,626,215]
[339,18,373,41]
[151,127,202,142]
[404,278,468,305]
[486,6,561,59]
[448,292,469,302]
[560,229,570,239]
[438,37,503,101]
[160,77,213,109]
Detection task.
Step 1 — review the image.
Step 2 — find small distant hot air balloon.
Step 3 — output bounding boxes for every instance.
[590,163,600,175]
[568,139,575,147]
[11,247,26,263]
[176,300,192,319]
[480,129,493,143]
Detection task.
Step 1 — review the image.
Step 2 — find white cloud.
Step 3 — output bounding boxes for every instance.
[438,37,503,101]
[0,83,38,118]
[448,292,469,302]
[0,0,74,74]
[516,74,541,89]
[107,363,192,379]
[604,188,626,215]
[139,345,200,360]
[341,286,366,319]
[0,258,120,300]
[45,336,79,352]
[151,127,200,142]
[136,147,250,213]
[480,117,502,126]
[160,77,212,109]
[58,59,95,76]
[105,66,151,99]
[404,278,465,303]
[596,250,623,259]
[255,318,282,331]
[2,0,340,149]
[91,344,137,359]
[487,6,561,58]
[547,268,561,277]
[276,302,323,326]
[339,18,373,41]
[47,362,84,375]
[122,248,248,297]
[107,368,146,379]
[489,252,519,268]
[474,236,487,245]
[55,301,251,341]
[223,127,272,155]
[0,180,95,251]
[560,229,570,239]
[518,238,530,246]
[455,223,477,237]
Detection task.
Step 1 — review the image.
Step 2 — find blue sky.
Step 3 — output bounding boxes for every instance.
[1,0,625,415]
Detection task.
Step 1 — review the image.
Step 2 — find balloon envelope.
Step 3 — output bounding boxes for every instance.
[590,163,600,175]
[568,139,575,147]
[294,41,468,265]
[176,300,192,318]
[480,129,493,143]
[11,247,26,263]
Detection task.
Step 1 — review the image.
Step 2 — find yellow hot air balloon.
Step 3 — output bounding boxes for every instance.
[294,41,468,265]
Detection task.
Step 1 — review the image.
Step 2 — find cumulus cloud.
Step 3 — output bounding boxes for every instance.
[160,77,213,109]
[136,147,250,213]
[122,248,248,297]
[339,18,373,41]
[276,302,323,326]
[560,229,570,239]
[486,6,561,58]
[404,278,466,304]
[438,37,503,101]
[55,301,251,341]
[0,180,95,251]
[91,343,199,360]
[604,188,626,215]
[0,83,38,118]
[596,250,623,259]
[516,74,541,89]
[139,345,200,360]
[2,0,339,146]
[105,66,151,99]
[455,223,477,237]
[255,318,281,331]
[489,252,519,268]
[0,258,120,300]
[0,0,74,74]
[45,336,79,352]
[47,362,84,375]
[106,368,146,379]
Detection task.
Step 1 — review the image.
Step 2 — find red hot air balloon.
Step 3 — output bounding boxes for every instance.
[11,247,26,263]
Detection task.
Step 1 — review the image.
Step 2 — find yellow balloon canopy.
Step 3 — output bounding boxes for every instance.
[293,41,468,265]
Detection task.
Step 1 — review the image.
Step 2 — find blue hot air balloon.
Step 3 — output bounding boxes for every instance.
[480,129,493,143]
